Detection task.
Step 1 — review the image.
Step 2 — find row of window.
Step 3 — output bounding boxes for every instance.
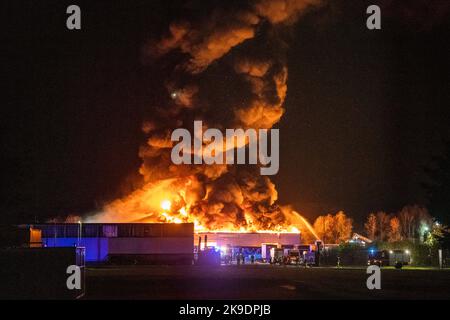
[37,223,193,238]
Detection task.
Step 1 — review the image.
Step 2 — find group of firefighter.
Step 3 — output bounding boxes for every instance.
[223,250,256,265]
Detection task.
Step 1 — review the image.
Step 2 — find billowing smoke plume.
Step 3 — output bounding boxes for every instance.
[90,0,323,234]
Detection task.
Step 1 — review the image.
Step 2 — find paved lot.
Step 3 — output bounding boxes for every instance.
[84,264,450,299]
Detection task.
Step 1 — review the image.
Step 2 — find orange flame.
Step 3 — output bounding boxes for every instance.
[90,177,316,238]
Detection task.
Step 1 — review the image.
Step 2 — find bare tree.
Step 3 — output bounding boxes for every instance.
[376,211,390,241]
[388,216,401,242]
[399,207,414,239]
[313,214,334,244]
[314,211,353,244]
[364,213,377,240]
[333,211,353,243]
[398,205,432,240]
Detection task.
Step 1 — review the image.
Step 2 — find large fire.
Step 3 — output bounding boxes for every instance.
[89,175,318,240]
[84,0,323,243]
[159,197,300,234]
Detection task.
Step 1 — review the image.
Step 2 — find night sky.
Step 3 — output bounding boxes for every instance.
[2,0,450,228]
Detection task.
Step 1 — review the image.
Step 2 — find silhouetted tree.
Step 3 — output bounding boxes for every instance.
[423,142,450,225]
[422,141,450,247]
[398,205,432,240]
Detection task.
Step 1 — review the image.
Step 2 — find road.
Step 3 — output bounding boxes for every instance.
[84,264,450,299]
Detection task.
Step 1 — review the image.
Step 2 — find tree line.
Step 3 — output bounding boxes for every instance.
[363,205,432,242]
[309,141,450,246]
[311,205,436,244]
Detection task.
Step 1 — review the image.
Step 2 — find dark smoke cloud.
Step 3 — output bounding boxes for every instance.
[94,0,324,231]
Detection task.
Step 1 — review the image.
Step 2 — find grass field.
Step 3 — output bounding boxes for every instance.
[84,264,450,299]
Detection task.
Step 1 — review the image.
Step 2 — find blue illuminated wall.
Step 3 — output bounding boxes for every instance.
[43,237,109,262]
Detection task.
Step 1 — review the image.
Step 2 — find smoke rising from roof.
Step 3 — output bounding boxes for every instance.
[89,0,323,235]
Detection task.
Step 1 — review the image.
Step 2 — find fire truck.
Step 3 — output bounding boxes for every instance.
[269,248,285,264]
[368,249,411,269]
[286,249,301,265]
[269,246,316,266]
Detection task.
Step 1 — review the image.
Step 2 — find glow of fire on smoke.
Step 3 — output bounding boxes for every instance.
[84,0,331,244]
[158,198,303,234]
[92,178,316,238]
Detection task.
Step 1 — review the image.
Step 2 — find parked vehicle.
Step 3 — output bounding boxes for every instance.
[286,249,301,265]
[261,243,278,263]
[270,248,284,264]
[302,250,316,266]
[368,249,411,268]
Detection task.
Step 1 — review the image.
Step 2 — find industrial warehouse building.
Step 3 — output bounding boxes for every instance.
[30,223,302,265]
[34,223,194,264]
[196,231,302,262]
[197,232,300,248]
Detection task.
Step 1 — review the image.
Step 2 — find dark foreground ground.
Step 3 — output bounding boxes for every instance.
[84,264,450,299]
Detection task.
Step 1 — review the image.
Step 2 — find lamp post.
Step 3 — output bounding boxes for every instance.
[422,225,432,265]
[424,226,429,243]
[78,220,82,247]
[435,221,442,268]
